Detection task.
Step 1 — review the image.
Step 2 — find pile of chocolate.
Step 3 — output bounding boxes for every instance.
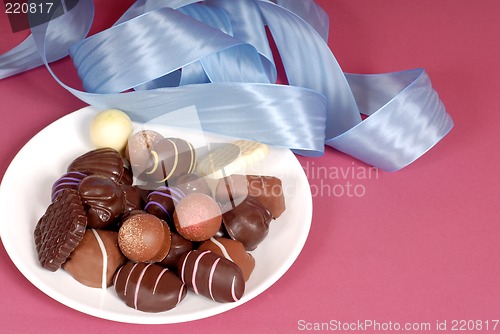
[34,131,285,313]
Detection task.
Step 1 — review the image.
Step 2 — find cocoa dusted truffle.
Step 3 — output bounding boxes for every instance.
[63,229,126,289]
[118,212,171,262]
[198,237,255,281]
[173,193,222,242]
[78,175,125,229]
[222,196,272,251]
[178,250,245,303]
[114,261,187,313]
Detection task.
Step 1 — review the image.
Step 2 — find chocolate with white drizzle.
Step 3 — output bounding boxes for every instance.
[63,229,126,289]
[114,261,187,313]
[145,138,196,183]
[178,250,245,303]
[198,237,255,282]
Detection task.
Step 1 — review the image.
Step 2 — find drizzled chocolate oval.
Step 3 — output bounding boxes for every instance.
[178,250,245,303]
[114,261,187,313]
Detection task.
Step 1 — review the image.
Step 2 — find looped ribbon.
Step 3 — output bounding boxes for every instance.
[0,0,453,171]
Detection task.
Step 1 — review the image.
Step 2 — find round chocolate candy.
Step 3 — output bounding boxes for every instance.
[145,137,196,183]
[198,237,255,282]
[63,229,126,289]
[78,175,125,229]
[118,213,171,262]
[222,196,272,251]
[173,193,222,242]
[178,250,245,303]
[126,130,164,177]
[67,147,126,184]
[114,261,187,313]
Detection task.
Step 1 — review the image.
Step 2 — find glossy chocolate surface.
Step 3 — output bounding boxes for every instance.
[67,148,125,184]
[78,175,125,229]
[198,237,255,281]
[114,261,187,312]
[63,229,126,289]
[222,196,272,251]
[160,232,193,270]
[178,250,245,303]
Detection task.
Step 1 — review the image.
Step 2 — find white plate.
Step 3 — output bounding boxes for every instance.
[0,106,312,324]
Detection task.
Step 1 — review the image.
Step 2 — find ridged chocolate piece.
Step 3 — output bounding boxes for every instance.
[114,261,187,313]
[67,148,125,184]
[34,189,87,271]
[178,250,245,303]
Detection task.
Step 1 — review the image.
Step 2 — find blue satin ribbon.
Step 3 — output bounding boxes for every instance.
[0,0,453,171]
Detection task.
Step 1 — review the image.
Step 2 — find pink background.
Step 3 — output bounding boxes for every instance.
[1,1,499,333]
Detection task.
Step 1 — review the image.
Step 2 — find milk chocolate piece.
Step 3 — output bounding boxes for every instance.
[34,189,87,271]
[118,213,171,262]
[247,175,286,219]
[198,237,255,281]
[215,174,286,219]
[68,148,126,184]
[178,250,245,303]
[63,229,126,288]
[78,175,125,229]
[173,193,222,242]
[222,196,272,251]
[114,261,187,313]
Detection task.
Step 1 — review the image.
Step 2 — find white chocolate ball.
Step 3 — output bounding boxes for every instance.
[90,109,133,154]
